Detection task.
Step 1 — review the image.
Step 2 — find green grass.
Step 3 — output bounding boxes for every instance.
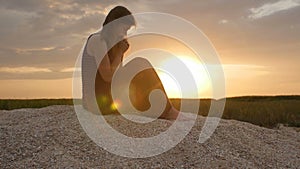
[0,99,77,110]
[172,96,300,128]
[0,96,299,128]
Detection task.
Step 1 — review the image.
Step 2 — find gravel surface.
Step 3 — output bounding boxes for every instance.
[1,105,299,168]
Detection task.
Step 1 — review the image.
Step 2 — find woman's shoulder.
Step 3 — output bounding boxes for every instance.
[88,32,105,46]
[87,32,107,56]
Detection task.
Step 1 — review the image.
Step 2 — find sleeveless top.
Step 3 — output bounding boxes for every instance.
[81,32,114,114]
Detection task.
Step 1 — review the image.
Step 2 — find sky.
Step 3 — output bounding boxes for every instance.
[0,0,299,99]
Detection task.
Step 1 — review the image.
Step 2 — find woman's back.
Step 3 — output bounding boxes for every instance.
[81,32,113,114]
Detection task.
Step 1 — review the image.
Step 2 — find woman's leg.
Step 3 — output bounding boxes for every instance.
[126,57,178,119]
[95,72,119,115]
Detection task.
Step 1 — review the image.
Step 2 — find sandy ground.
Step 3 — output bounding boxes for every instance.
[0,105,299,168]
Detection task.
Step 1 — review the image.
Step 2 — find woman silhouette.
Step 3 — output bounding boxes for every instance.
[82,6,179,120]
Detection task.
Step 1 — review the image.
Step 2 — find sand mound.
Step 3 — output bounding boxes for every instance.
[1,105,299,168]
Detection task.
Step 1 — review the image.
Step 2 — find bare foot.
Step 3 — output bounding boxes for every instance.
[158,107,194,121]
[158,107,178,120]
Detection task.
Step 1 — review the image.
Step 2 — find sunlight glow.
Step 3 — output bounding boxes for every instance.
[157,55,211,98]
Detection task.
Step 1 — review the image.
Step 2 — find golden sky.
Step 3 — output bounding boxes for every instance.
[0,0,299,99]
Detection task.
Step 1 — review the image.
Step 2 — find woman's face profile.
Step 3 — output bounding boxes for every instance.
[114,22,132,39]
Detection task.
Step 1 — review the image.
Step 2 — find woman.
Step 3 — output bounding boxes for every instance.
[82,6,179,120]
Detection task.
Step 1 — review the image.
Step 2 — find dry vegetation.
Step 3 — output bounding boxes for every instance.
[0,96,299,128]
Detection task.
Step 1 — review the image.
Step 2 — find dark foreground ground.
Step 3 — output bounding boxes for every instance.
[1,105,299,168]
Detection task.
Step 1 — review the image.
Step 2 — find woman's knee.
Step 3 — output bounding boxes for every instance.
[129,57,153,67]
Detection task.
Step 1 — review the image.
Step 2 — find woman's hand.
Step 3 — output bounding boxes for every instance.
[108,38,129,63]
[118,39,129,53]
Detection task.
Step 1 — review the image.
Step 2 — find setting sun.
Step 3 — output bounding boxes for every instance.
[157,55,211,98]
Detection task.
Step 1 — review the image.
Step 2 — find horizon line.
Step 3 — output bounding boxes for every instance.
[1,94,300,100]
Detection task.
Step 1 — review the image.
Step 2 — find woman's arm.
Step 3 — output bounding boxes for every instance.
[87,35,122,82]
[109,39,129,69]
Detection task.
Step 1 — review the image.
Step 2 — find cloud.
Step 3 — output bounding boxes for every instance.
[0,65,82,80]
[0,66,76,80]
[0,0,106,48]
[248,0,300,19]
[223,64,269,78]
[60,67,81,73]
[15,47,56,54]
[218,19,228,24]
[0,66,52,73]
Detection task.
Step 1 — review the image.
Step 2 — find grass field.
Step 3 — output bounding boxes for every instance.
[172,96,300,128]
[0,96,299,128]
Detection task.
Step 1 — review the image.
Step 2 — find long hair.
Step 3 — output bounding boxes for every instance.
[103,6,135,27]
[101,6,136,64]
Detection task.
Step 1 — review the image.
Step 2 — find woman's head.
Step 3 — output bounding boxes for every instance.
[102,6,136,39]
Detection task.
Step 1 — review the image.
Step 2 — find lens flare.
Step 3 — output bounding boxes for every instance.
[111,99,121,110]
